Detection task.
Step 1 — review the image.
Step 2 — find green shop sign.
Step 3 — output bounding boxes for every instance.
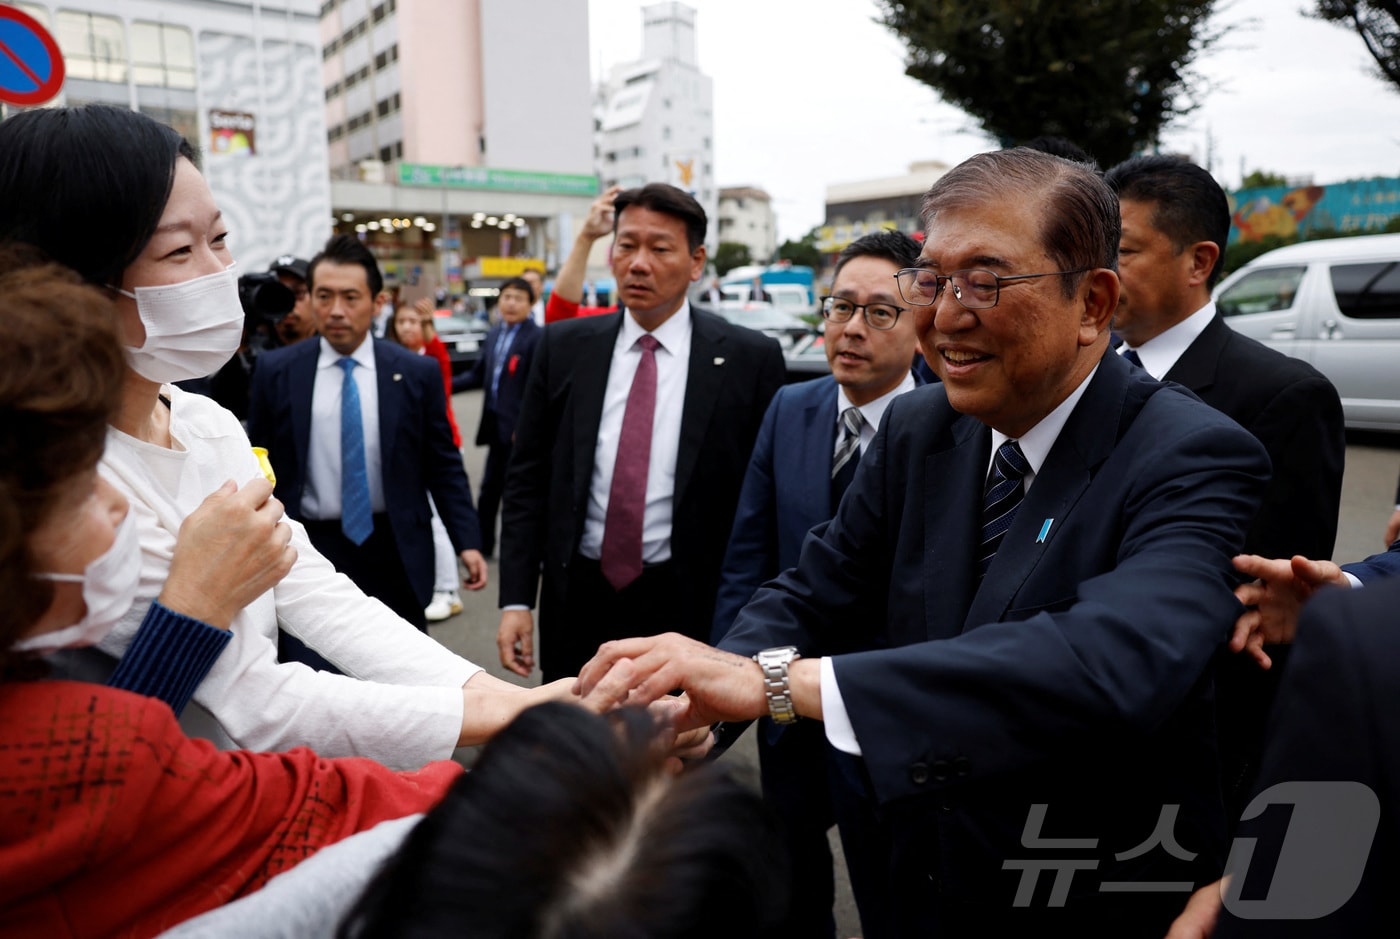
[398,163,599,196]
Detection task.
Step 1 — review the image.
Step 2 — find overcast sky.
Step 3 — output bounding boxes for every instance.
[587,0,1400,242]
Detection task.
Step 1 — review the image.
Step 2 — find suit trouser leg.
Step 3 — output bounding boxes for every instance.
[304,515,427,631]
[541,555,678,682]
[757,717,837,938]
[476,439,511,557]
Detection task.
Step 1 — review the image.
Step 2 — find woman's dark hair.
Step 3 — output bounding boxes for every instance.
[0,105,199,289]
[0,247,128,668]
[340,703,788,939]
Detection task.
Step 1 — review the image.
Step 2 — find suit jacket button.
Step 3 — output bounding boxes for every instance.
[909,762,930,785]
[931,759,950,783]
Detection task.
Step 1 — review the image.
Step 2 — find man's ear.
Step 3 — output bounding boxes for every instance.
[1187,241,1221,288]
[689,245,707,282]
[1079,268,1120,346]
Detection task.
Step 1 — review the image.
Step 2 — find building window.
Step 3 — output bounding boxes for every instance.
[375,92,400,118]
[130,22,196,89]
[662,126,671,140]
[373,44,398,70]
[321,0,337,16]
[138,105,198,146]
[380,145,393,163]
[328,123,345,143]
[323,37,340,59]
[55,11,127,83]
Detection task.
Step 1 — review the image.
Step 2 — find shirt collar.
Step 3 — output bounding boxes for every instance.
[318,334,376,371]
[837,372,917,432]
[989,363,1099,481]
[1120,301,1215,379]
[621,299,692,354]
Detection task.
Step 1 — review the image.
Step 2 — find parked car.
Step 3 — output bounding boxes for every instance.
[783,329,831,382]
[713,300,813,350]
[1215,232,1400,431]
[433,309,491,374]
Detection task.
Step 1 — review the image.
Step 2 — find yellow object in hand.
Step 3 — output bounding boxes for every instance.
[251,447,277,485]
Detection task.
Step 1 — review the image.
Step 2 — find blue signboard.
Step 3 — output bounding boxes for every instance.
[1228,177,1400,245]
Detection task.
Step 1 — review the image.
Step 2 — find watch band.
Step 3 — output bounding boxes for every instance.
[754,646,801,724]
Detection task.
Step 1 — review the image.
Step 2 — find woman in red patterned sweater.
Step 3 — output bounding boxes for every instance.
[0,257,461,939]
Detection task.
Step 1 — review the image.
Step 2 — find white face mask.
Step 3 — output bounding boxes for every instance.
[16,510,142,654]
[120,263,244,384]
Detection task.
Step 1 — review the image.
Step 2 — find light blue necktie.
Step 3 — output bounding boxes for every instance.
[338,357,374,545]
[489,325,517,402]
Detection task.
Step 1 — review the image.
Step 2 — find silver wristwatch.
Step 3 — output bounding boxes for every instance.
[754,646,801,724]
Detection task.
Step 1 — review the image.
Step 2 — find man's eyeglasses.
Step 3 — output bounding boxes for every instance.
[821,296,907,331]
[893,267,1089,310]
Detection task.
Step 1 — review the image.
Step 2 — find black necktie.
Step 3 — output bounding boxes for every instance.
[979,440,1028,581]
[1122,348,1144,369]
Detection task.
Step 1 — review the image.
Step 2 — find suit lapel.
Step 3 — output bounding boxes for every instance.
[962,351,1133,628]
[800,380,840,517]
[1162,313,1227,395]
[372,340,400,458]
[921,417,989,639]
[673,312,727,509]
[290,342,318,488]
[572,315,624,511]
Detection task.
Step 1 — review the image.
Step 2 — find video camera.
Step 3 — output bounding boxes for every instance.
[237,270,296,356]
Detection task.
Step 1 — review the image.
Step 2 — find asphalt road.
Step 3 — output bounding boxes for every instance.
[434,387,1400,937]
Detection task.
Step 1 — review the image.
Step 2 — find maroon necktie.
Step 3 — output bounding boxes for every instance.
[600,334,660,591]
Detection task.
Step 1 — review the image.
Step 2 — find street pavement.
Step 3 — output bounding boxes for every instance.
[435,387,1400,937]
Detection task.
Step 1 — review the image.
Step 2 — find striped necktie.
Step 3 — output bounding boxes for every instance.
[978,440,1028,581]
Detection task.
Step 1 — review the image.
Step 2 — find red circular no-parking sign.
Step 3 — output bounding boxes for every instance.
[0,5,65,107]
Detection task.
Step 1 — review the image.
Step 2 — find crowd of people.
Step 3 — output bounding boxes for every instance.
[0,102,1395,938]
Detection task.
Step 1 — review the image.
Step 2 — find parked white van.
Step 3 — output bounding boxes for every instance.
[1214,232,1400,431]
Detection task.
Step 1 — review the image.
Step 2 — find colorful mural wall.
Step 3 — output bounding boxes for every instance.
[1228,177,1400,245]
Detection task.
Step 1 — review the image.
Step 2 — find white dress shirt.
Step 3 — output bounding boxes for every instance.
[302,335,386,520]
[821,365,1101,755]
[578,303,693,564]
[836,373,918,456]
[529,299,545,327]
[1118,301,1216,379]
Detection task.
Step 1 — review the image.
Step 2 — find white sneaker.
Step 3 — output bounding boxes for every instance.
[425,593,453,622]
[447,591,463,615]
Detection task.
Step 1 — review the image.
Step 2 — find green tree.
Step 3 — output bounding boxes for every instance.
[713,241,752,276]
[876,0,1225,167]
[1240,169,1288,189]
[776,227,823,270]
[1314,1,1400,91]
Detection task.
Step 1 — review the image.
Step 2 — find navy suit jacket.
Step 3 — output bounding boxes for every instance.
[1216,577,1400,938]
[247,337,481,606]
[1163,313,1344,561]
[719,349,1270,924]
[712,372,923,642]
[499,307,785,673]
[451,318,541,447]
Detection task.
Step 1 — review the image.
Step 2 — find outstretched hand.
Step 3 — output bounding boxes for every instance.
[1230,553,1349,668]
[580,185,624,241]
[573,632,768,733]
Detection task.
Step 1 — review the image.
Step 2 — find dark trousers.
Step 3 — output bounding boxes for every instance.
[302,514,425,629]
[758,718,837,938]
[539,553,678,682]
[477,437,512,557]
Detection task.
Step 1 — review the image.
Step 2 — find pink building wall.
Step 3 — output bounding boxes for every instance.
[398,0,484,166]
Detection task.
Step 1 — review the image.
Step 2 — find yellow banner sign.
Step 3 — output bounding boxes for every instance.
[479,257,546,277]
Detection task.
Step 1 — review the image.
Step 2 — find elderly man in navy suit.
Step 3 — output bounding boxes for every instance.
[248,234,485,634]
[711,229,923,937]
[578,149,1271,937]
[452,276,541,558]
